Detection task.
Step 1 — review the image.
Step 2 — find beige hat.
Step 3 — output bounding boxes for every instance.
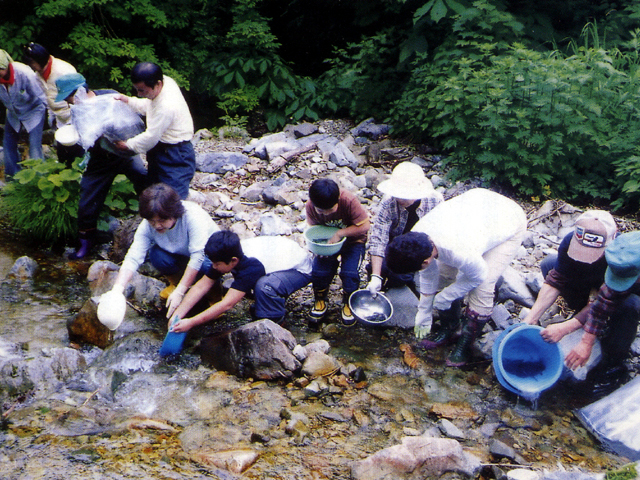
[377,162,434,200]
[567,210,617,264]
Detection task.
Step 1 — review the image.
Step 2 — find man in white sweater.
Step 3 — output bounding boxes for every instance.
[115,62,195,199]
[386,188,527,367]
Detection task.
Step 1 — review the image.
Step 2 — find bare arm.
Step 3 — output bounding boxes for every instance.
[328,218,371,244]
[522,283,561,325]
[171,286,246,333]
[370,255,383,277]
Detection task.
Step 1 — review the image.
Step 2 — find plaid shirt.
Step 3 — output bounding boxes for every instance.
[575,282,640,336]
[368,193,443,258]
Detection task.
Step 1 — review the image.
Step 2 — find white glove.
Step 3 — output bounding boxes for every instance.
[97,284,126,330]
[166,284,188,319]
[367,275,383,296]
[414,294,435,339]
[433,292,453,311]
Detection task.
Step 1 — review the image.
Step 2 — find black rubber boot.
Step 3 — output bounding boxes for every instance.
[446,309,488,367]
[418,299,463,350]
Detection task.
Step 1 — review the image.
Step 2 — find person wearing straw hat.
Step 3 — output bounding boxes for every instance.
[366,162,443,321]
[0,49,47,178]
[385,188,527,367]
[536,230,640,396]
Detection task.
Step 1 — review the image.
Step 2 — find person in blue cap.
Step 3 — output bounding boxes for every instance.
[538,230,640,396]
[55,73,148,259]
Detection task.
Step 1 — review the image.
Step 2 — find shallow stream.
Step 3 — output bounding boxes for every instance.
[0,228,629,479]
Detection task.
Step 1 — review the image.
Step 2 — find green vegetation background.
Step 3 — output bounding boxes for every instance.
[3,0,640,214]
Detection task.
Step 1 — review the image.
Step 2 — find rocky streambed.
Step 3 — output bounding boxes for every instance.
[0,119,639,479]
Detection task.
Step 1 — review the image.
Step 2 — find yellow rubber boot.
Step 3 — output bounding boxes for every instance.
[159,274,181,301]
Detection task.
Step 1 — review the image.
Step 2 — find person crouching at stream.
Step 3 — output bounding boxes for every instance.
[385,188,527,367]
[168,231,312,333]
[100,183,219,319]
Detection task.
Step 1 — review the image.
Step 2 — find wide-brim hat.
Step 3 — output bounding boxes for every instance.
[604,231,640,292]
[377,162,434,200]
[567,210,617,264]
[55,73,87,102]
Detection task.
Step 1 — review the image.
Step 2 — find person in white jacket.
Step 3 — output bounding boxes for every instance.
[114,62,195,199]
[385,188,527,367]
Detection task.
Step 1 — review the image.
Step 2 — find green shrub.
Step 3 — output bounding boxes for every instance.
[1,159,82,244]
[390,2,640,209]
[1,159,139,244]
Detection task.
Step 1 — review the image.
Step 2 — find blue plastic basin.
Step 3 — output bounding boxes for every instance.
[493,324,563,396]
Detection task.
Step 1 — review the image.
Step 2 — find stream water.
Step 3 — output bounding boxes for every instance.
[0,228,630,479]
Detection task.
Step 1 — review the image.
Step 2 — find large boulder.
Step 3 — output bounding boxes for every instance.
[200,319,301,379]
[351,435,481,479]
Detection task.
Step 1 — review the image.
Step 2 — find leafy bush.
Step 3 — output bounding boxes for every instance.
[1,159,82,244]
[1,159,139,244]
[390,2,640,209]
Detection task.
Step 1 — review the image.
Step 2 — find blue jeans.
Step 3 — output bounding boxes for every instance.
[147,141,195,200]
[148,245,212,278]
[254,270,311,320]
[3,116,45,178]
[311,242,365,295]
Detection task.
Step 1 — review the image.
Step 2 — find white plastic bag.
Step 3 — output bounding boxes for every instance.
[70,93,144,152]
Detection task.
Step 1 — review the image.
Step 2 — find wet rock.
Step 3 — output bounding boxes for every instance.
[438,418,465,440]
[302,351,339,378]
[0,339,34,400]
[191,449,259,474]
[196,151,249,174]
[351,435,481,479]
[87,260,164,310]
[540,471,604,480]
[525,271,545,294]
[200,319,300,379]
[67,298,113,349]
[508,469,541,480]
[490,438,528,465]
[7,256,38,280]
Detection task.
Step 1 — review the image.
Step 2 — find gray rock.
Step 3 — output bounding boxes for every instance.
[200,319,301,379]
[496,266,536,307]
[490,439,528,465]
[291,122,319,138]
[351,436,481,480]
[301,351,340,378]
[508,469,540,480]
[260,213,293,236]
[196,151,249,174]
[384,286,419,329]
[525,271,545,295]
[350,118,390,140]
[491,303,513,330]
[240,182,268,202]
[540,470,604,480]
[438,418,465,439]
[329,142,359,169]
[8,256,38,280]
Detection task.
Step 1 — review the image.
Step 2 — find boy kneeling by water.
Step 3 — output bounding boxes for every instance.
[169,231,312,333]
